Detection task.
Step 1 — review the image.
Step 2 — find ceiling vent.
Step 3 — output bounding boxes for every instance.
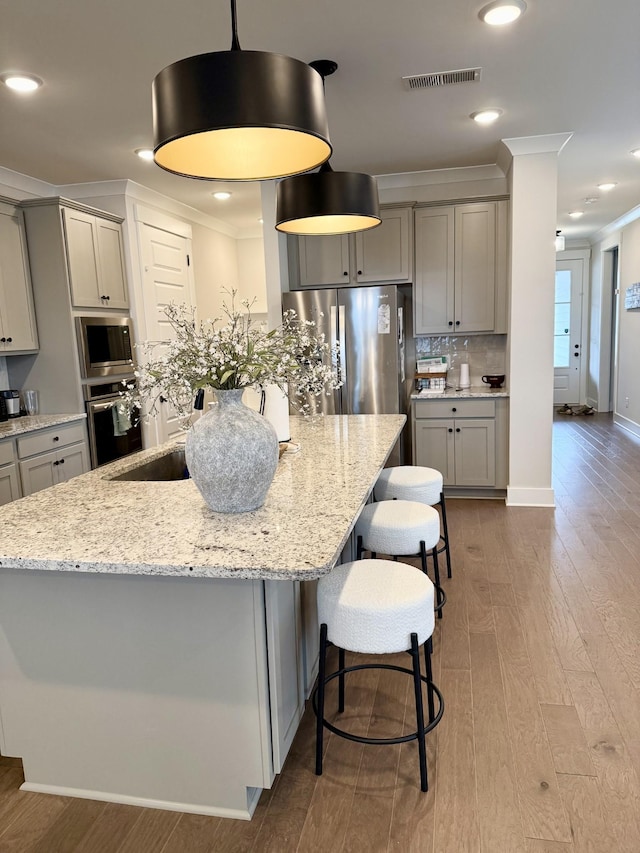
[402,67,482,90]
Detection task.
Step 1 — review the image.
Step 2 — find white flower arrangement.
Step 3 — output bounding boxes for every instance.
[120,292,340,423]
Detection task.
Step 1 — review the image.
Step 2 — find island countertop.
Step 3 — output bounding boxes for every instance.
[0,414,405,581]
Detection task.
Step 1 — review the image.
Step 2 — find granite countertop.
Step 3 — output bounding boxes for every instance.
[411,385,509,400]
[0,414,405,582]
[0,413,87,439]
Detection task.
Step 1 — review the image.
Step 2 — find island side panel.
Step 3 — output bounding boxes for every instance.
[0,569,273,818]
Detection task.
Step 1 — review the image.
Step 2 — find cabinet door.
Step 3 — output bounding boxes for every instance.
[297,234,350,287]
[355,207,412,283]
[454,419,496,486]
[414,207,455,334]
[0,463,21,506]
[96,219,129,309]
[454,203,496,332]
[63,209,102,308]
[413,418,455,484]
[0,207,39,352]
[19,451,57,496]
[55,442,90,483]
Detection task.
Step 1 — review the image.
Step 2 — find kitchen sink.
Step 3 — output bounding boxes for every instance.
[111,449,190,482]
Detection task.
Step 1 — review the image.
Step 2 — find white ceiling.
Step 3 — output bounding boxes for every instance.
[1,0,639,240]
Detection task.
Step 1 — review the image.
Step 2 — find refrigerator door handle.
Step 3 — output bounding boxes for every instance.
[338,304,347,388]
[330,305,338,373]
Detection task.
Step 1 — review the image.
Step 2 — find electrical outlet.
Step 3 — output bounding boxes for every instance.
[625,396,630,409]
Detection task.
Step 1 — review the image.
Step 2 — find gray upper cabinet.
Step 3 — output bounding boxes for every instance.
[63,208,129,310]
[290,206,413,289]
[0,200,39,354]
[414,200,508,335]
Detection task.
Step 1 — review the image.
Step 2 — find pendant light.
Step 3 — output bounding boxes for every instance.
[152,0,332,181]
[275,60,381,236]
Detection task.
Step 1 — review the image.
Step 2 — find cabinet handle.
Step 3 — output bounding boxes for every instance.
[0,338,5,343]
[448,321,453,327]
[455,320,460,326]
[343,271,348,276]
[452,407,457,412]
[448,428,453,433]
[105,295,110,301]
[53,436,59,442]
[6,337,11,343]
[357,270,362,275]
[59,458,65,464]
[53,460,59,466]
[456,428,461,433]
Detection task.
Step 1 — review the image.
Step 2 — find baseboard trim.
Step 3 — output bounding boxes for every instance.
[613,413,640,439]
[506,486,555,507]
[20,782,257,821]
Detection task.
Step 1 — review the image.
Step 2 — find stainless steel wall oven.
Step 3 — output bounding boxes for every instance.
[84,379,142,468]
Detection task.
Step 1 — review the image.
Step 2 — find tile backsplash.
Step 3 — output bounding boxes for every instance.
[415,334,507,387]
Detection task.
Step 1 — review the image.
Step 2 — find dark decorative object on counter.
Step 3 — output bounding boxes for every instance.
[481,374,505,389]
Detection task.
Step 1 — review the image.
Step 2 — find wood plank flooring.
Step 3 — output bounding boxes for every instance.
[2,412,640,852]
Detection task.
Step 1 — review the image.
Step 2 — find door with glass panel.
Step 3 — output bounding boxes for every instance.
[554,259,584,405]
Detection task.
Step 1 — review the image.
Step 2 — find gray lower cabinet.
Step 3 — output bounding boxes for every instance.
[17,421,89,497]
[413,397,508,492]
[0,440,21,505]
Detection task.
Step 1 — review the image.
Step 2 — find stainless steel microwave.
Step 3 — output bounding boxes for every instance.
[76,316,135,379]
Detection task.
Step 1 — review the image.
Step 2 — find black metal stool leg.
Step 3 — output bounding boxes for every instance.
[420,540,446,618]
[439,492,452,579]
[316,623,328,776]
[338,647,345,713]
[424,636,435,723]
[356,535,364,560]
[432,546,444,619]
[410,632,428,792]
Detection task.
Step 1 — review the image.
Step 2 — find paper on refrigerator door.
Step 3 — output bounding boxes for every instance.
[377,304,391,334]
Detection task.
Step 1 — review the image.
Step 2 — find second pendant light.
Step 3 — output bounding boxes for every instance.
[275,60,381,236]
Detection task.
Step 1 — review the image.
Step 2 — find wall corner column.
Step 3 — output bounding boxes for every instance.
[501,133,573,508]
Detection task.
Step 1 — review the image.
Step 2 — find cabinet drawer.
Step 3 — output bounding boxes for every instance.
[0,440,16,467]
[17,421,86,459]
[414,399,496,419]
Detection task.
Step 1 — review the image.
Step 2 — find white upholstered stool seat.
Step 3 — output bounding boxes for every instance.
[355,500,440,557]
[314,559,444,792]
[375,465,442,505]
[355,499,446,616]
[318,559,435,654]
[374,465,453,580]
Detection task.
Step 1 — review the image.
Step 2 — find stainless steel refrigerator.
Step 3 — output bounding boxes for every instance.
[282,284,414,464]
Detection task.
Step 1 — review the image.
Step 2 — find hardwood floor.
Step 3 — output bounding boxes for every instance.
[2,412,640,852]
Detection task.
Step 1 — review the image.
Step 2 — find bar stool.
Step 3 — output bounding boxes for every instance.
[374,466,453,579]
[354,499,446,617]
[314,559,444,791]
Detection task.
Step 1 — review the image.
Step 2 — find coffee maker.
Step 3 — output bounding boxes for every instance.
[0,390,21,418]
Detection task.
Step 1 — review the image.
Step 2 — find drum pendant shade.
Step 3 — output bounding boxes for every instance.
[274,59,380,235]
[152,3,332,181]
[275,166,381,235]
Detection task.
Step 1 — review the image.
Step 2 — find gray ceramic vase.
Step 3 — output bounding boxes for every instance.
[185,389,279,513]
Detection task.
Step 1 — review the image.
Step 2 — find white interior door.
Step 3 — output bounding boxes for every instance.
[138,222,194,444]
[554,259,584,405]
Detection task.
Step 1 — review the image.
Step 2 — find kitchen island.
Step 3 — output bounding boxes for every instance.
[0,414,405,820]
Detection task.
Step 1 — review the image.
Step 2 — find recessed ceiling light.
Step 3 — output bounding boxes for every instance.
[631,149,640,158]
[212,191,232,200]
[479,0,526,26]
[1,72,43,92]
[568,211,584,219]
[135,148,154,161]
[470,109,503,125]
[597,182,617,191]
